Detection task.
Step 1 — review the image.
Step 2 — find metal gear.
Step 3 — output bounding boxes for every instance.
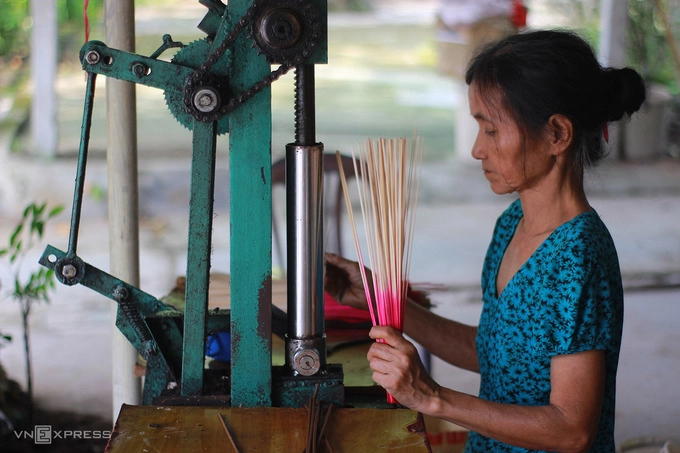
[249,0,321,64]
[166,1,321,130]
[164,39,232,134]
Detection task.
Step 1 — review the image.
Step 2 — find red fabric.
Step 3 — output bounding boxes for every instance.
[511,0,527,28]
[323,292,372,323]
[323,285,429,324]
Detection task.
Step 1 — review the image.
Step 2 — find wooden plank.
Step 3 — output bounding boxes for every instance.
[106,405,430,452]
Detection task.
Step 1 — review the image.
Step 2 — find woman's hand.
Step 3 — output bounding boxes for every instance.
[368,325,441,413]
[324,253,374,310]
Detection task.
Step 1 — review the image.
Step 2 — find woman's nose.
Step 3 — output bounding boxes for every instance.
[470,134,484,161]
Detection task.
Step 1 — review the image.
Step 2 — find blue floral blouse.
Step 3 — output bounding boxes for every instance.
[465,200,624,452]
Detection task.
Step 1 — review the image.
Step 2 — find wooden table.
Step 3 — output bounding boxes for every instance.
[105,404,430,452]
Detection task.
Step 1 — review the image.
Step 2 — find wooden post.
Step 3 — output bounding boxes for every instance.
[104,0,142,420]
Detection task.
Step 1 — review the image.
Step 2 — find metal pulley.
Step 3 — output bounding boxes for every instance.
[250,0,321,64]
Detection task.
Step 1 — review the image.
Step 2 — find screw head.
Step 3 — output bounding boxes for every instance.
[131,63,149,78]
[113,285,130,302]
[85,50,100,65]
[54,257,85,286]
[293,348,320,376]
[61,264,78,279]
[193,87,220,113]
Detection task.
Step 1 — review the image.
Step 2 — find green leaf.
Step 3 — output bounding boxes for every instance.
[34,203,46,217]
[22,204,33,219]
[34,221,44,237]
[22,281,33,296]
[4,202,62,306]
[48,205,64,218]
[9,247,20,263]
[9,223,23,247]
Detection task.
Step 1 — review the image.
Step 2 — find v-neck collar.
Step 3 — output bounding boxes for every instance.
[491,203,596,300]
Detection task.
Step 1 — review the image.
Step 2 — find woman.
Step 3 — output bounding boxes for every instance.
[325,30,646,452]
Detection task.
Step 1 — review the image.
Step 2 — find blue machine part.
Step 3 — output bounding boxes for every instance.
[206,331,232,362]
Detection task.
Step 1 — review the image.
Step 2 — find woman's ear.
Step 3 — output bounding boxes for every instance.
[546,114,573,156]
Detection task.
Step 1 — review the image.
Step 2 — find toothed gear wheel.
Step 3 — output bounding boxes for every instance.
[249,0,321,64]
[164,39,232,134]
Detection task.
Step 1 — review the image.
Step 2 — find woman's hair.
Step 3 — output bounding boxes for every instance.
[465,29,646,174]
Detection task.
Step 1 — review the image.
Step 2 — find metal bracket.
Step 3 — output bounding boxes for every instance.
[39,245,178,403]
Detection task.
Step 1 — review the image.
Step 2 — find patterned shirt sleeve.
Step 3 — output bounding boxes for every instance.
[536,220,623,358]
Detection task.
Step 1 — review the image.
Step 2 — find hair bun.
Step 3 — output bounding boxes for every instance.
[601,67,646,122]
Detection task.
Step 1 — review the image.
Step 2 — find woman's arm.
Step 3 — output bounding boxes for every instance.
[325,253,479,372]
[369,326,605,453]
[404,300,479,373]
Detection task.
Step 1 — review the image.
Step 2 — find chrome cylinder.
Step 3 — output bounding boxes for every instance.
[285,143,326,375]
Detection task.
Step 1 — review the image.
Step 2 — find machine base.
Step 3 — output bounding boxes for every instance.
[105,404,431,452]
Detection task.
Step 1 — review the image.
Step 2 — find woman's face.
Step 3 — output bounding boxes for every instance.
[468,83,554,195]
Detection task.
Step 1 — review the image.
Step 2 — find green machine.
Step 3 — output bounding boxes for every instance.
[38,0,383,409]
[37,3,438,449]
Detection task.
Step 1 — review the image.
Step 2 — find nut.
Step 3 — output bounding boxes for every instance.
[193,87,220,113]
[61,264,78,279]
[84,50,101,65]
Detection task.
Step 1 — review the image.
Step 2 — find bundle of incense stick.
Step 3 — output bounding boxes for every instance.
[337,135,423,403]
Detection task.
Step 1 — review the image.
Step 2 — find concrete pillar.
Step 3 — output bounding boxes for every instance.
[598,0,629,159]
[454,81,476,162]
[30,0,58,158]
[104,0,142,420]
[598,0,628,68]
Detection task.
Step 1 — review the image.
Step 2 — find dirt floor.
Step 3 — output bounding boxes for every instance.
[0,366,110,453]
[0,409,110,453]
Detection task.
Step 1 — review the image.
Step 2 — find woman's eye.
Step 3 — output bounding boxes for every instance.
[485,130,496,137]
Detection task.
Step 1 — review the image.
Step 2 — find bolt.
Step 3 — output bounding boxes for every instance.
[84,50,100,65]
[193,88,220,113]
[113,285,130,302]
[131,63,148,78]
[61,264,78,279]
[299,354,315,370]
[293,348,320,376]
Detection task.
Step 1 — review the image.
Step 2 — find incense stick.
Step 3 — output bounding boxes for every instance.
[336,135,423,403]
[218,413,242,453]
